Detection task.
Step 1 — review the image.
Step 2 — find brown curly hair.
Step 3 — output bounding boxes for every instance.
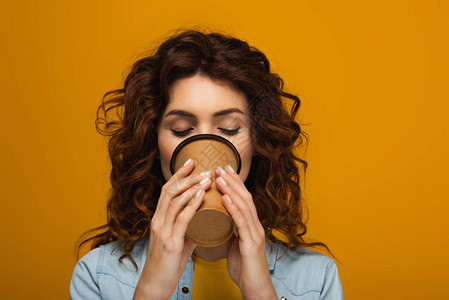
[76,27,337,269]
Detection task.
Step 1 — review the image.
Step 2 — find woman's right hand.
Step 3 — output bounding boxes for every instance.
[133,158,211,300]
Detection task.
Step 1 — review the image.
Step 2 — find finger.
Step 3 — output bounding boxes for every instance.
[156,159,211,216]
[216,165,249,198]
[215,168,259,223]
[224,165,247,190]
[221,193,254,241]
[222,165,251,199]
[165,161,207,199]
[154,158,195,216]
[215,165,246,191]
[215,175,259,237]
[168,158,196,184]
[171,174,211,206]
[164,177,211,226]
[171,189,205,239]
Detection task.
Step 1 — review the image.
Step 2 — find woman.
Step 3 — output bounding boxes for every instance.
[70,28,343,300]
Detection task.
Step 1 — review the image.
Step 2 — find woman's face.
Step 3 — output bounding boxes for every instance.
[157,73,254,182]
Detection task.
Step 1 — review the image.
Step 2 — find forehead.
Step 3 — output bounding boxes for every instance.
[165,74,248,115]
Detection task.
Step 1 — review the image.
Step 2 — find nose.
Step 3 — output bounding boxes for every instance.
[196,123,215,135]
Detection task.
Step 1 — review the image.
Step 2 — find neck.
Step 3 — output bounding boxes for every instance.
[192,235,235,262]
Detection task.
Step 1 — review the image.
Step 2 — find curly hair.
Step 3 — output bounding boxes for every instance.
[76,27,336,270]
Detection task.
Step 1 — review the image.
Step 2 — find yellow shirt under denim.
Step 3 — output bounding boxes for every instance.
[191,254,242,299]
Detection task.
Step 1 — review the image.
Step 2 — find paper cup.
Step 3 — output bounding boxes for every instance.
[170,134,241,247]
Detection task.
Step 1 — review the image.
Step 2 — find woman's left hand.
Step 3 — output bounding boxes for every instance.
[214,165,277,300]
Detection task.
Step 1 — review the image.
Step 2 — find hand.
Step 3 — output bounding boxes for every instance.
[214,165,277,300]
[133,159,212,300]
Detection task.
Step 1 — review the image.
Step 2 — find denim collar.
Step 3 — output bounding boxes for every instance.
[266,240,278,271]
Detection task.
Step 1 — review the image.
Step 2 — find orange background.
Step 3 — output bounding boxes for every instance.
[1,0,448,299]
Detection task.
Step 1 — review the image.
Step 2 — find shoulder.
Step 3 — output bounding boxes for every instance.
[267,242,343,299]
[273,244,336,271]
[97,237,148,284]
[70,237,149,299]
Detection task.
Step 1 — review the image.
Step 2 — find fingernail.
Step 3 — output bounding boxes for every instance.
[200,170,212,176]
[226,194,232,203]
[226,165,235,173]
[195,189,202,199]
[200,177,210,185]
[183,158,192,167]
[219,176,227,186]
[217,166,226,175]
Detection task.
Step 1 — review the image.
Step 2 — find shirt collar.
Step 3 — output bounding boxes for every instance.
[265,240,278,271]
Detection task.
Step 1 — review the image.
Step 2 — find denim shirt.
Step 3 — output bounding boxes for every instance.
[70,237,343,299]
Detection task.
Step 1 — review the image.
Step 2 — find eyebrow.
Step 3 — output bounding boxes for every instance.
[164,108,245,118]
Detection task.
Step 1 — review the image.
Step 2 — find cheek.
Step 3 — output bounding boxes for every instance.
[235,139,253,182]
[158,133,178,160]
[158,133,179,180]
[158,141,172,162]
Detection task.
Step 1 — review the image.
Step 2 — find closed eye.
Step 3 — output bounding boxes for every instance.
[170,126,241,137]
[170,128,193,137]
[218,126,240,136]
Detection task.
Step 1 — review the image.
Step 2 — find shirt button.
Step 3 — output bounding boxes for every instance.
[182,287,190,294]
